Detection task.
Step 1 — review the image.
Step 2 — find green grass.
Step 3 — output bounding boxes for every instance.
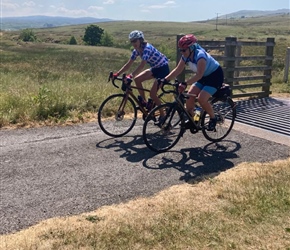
[0,43,134,126]
[0,15,289,127]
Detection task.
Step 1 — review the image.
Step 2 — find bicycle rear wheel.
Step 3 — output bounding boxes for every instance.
[201,97,236,142]
[143,103,184,153]
[98,94,137,137]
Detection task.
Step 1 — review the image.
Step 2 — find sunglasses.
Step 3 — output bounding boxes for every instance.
[130,39,138,43]
[179,48,187,52]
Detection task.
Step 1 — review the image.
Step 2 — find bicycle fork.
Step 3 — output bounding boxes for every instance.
[115,94,129,121]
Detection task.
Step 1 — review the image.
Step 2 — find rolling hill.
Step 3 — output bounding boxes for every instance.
[1,15,114,31]
[1,9,289,31]
[218,8,289,19]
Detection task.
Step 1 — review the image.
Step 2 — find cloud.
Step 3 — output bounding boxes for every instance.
[2,2,20,10]
[55,7,88,16]
[148,5,167,9]
[23,1,36,7]
[88,6,104,11]
[141,1,177,11]
[103,0,115,4]
[165,1,175,5]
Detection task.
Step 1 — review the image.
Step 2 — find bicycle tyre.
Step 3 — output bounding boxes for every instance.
[143,103,184,153]
[98,94,137,137]
[201,97,236,142]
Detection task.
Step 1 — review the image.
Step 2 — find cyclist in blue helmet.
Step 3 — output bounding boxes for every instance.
[114,30,170,107]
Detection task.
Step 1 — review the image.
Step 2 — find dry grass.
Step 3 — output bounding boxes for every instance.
[1,158,290,250]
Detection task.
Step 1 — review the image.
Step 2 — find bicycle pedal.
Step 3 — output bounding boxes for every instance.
[189,127,198,134]
[206,127,217,132]
[184,120,192,129]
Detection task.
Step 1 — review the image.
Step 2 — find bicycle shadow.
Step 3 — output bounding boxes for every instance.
[143,140,240,184]
[96,135,156,162]
[96,136,240,185]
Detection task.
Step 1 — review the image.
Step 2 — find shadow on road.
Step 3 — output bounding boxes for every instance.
[143,140,240,184]
[96,136,241,185]
[96,135,156,161]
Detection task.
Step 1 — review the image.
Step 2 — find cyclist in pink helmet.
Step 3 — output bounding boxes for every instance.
[114,30,170,108]
[159,34,224,131]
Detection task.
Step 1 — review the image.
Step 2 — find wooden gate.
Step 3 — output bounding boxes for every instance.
[176,36,275,99]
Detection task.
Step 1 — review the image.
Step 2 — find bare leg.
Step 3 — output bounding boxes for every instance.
[150,79,166,116]
[186,85,200,116]
[134,69,154,101]
[198,90,215,118]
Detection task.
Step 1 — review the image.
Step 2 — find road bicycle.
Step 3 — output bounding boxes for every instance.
[142,80,237,153]
[98,72,168,137]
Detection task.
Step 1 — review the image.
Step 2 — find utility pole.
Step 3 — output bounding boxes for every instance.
[215,13,220,30]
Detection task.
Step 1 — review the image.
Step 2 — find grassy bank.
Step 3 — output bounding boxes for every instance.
[1,158,289,249]
[1,15,289,128]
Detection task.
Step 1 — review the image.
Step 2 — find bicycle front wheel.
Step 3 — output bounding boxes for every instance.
[201,97,236,142]
[98,94,137,137]
[143,103,184,153]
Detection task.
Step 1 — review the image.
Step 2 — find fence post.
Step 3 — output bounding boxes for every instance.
[263,37,275,96]
[224,37,237,96]
[234,45,241,85]
[284,47,290,83]
[176,34,184,82]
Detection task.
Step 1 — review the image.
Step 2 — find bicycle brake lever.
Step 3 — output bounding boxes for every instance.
[108,71,113,82]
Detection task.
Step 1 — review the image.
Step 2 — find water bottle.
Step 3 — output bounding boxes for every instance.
[193,107,201,122]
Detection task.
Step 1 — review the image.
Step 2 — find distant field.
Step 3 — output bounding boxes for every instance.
[0,15,289,128]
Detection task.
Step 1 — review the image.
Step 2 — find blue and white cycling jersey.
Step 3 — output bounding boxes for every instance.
[130,43,168,69]
[182,47,219,76]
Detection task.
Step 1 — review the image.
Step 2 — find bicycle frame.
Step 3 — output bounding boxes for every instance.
[125,86,150,115]
[159,87,203,132]
[142,80,237,152]
[178,93,202,130]
[158,82,234,132]
[98,71,167,138]
[109,71,166,119]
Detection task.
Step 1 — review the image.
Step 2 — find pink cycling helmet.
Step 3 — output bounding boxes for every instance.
[178,34,198,49]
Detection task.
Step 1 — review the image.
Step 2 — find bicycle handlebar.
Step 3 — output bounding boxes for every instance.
[160,79,180,94]
[160,79,197,102]
[108,71,132,89]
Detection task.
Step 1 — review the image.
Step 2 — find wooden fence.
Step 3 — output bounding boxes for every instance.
[284,47,290,83]
[176,36,275,99]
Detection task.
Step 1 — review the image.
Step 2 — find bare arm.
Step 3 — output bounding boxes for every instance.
[117,59,134,75]
[132,60,147,77]
[165,59,186,81]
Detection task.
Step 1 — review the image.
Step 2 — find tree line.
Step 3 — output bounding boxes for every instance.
[19,24,114,46]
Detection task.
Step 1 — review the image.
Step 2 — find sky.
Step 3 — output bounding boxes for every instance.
[1,0,289,22]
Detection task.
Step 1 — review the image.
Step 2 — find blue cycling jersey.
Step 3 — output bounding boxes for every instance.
[182,47,219,76]
[131,43,168,69]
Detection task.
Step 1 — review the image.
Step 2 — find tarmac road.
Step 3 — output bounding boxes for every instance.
[0,120,289,235]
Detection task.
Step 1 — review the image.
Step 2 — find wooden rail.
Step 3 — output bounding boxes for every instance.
[284,47,290,83]
[176,36,275,99]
